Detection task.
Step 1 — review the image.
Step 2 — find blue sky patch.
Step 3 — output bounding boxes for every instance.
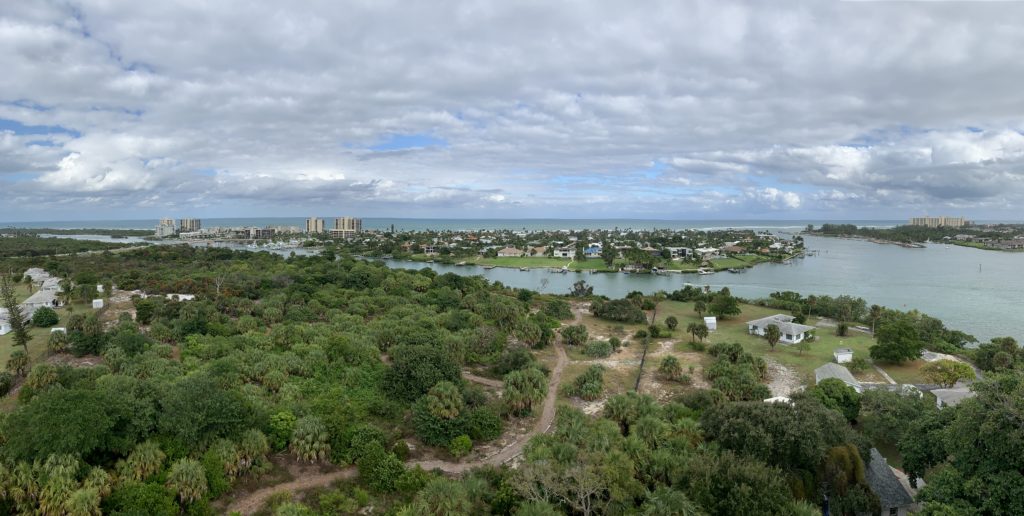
[0,118,79,137]
[370,133,448,152]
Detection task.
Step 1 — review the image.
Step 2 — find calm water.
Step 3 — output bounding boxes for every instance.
[379,236,1023,342]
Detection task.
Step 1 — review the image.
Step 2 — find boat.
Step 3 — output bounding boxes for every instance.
[728,268,743,273]
[520,267,529,271]
[455,261,467,266]
[482,265,495,270]
[697,267,715,275]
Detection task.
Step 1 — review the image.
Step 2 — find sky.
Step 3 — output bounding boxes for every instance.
[2,0,1024,222]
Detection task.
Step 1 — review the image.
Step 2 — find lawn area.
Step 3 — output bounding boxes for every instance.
[707,256,759,270]
[878,359,931,384]
[577,313,647,342]
[653,300,878,383]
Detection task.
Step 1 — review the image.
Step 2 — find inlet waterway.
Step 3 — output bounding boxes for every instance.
[376,235,1021,343]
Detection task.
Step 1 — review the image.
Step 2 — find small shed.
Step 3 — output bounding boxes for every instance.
[0,321,11,336]
[92,299,104,309]
[50,327,66,334]
[703,316,717,331]
[834,348,853,364]
[96,284,104,293]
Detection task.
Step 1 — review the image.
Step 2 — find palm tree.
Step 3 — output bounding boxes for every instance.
[238,429,270,472]
[425,381,464,419]
[119,441,166,482]
[6,350,29,377]
[63,487,101,516]
[869,304,884,333]
[686,322,699,342]
[765,324,781,352]
[166,458,207,505]
[693,300,706,318]
[208,439,241,478]
[23,275,33,294]
[83,467,112,497]
[47,330,69,355]
[291,416,331,462]
[503,367,547,416]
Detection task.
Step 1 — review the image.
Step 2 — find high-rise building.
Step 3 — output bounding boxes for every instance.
[305,217,325,234]
[909,216,967,228]
[330,217,362,239]
[179,218,202,232]
[155,218,176,238]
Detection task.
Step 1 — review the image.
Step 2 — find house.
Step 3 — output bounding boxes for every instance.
[814,363,863,393]
[746,314,815,344]
[584,245,602,258]
[694,247,719,259]
[22,289,62,310]
[932,387,976,409]
[496,247,523,257]
[720,244,745,254]
[641,246,661,257]
[530,246,548,256]
[0,321,10,336]
[864,449,916,516]
[665,247,691,259]
[834,348,853,364]
[703,316,717,331]
[552,247,574,258]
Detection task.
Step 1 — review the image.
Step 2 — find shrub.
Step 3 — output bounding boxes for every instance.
[269,411,297,451]
[634,329,648,339]
[448,435,472,458]
[559,325,588,346]
[679,374,693,386]
[0,371,14,396]
[291,416,331,462]
[592,298,647,323]
[665,316,679,330]
[356,441,404,493]
[609,336,622,350]
[32,306,59,327]
[658,356,682,381]
[563,365,605,401]
[688,340,706,352]
[835,322,849,336]
[465,407,503,441]
[542,299,573,320]
[648,325,661,338]
[848,357,870,373]
[583,340,612,358]
[391,440,410,461]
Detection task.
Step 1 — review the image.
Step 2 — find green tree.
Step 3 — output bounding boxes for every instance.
[569,280,593,297]
[32,306,60,327]
[870,319,923,363]
[807,378,862,421]
[1,274,32,352]
[448,434,472,458]
[406,477,474,515]
[693,300,706,318]
[47,330,69,355]
[921,359,975,388]
[356,441,404,493]
[708,293,741,319]
[600,244,617,268]
[385,344,462,401]
[869,304,884,333]
[6,349,29,377]
[559,324,588,346]
[425,381,465,419]
[166,458,208,505]
[269,411,297,451]
[764,324,781,351]
[504,367,547,416]
[664,316,678,330]
[118,441,167,482]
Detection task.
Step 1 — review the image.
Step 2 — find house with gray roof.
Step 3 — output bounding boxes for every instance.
[932,387,976,409]
[865,448,915,516]
[747,314,816,344]
[814,363,863,393]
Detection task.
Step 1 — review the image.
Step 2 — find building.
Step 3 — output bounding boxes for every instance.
[703,316,717,331]
[814,363,862,393]
[0,321,10,336]
[909,216,967,228]
[305,217,325,234]
[179,218,202,232]
[834,348,854,364]
[496,247,523,257]
[746,314,816,344]
[249,227,275,240]
[865,449,916,516]
[331,217,362,239]
[932,387,976,409]
[92,299,104,309]
[155,218,176,238]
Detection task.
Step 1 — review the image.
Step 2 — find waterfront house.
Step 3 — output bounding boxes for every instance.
[721,244,745,254]
[814,363,863,393]
[834,348,853,364]
[496,247,523,257]
[553,247,574,258]
[746,314,815,344]
[932,387,975,409]
[584,245,602,258]
[865,449,916,516]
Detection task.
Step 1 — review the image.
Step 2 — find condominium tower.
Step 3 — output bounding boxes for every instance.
[305,217,325,234]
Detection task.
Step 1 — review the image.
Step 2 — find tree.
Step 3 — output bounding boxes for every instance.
[764,324,781,351]
[356,441,404,493]
[600,244,617,267]
[693,300,706,318]
[32,306,59,327]
[6,349,29,377]
[1,274,32,352]
[166,458,208,505]
[569,280,593,297]
[448,434,472,458]
[657,355,682,381]
[118,441,166,482]
[870,319,923,363]
[385,344,462,401]
[795,339,810,355]
[406,477,474,515]
[504,367,547,416]
[269,411,297,451]
[708,293,741,319]
[807,378,862,421]
[869,304,884,333]
[559,324,588,346]
[425,381,464,419]
[291,415,331,462]
[47,330,69,355]
[686,323,708,343]
[921,359,975,388]
[664,316,678,330]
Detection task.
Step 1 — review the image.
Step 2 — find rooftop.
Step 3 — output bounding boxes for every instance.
[932,387,976,408]
[747,314,816,335]
[814,363,861,389]
[865,448,915,509]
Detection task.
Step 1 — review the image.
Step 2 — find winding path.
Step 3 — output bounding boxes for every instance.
[226,326,571,514]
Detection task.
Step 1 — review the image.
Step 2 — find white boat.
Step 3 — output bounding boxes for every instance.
[697,267,715,275]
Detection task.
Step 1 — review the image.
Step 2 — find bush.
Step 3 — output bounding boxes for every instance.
[658,356,682,381]
[0,371,13,396]
[391,440,410,461]
[563,365,605,401]
[542,299,573,320]
[609,337,622,350]
[665,316,678,330]
[848,357,870,373]
[583,340,612,358]
[269,411,296,451]
[648,325,661,338]
[592,298,647,323]
[559,325,588,346]
[836,322,849,337]
[356,442,404,493]
[634,329,648,339]
[688,340,706,352]
[678,388,726,411]
[465,407,503,441]
[32,306,59,327]
[449,435,472,458]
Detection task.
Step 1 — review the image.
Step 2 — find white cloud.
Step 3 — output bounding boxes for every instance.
[2,0,1024,220]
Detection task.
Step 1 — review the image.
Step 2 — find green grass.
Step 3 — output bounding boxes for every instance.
[653,300,878,383]
[878,359,931,384]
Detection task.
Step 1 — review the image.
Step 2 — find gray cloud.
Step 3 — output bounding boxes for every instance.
[2,0,1024,221]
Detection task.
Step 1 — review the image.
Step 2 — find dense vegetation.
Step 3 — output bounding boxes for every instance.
[0,236,144,258]
[0,244,1021,515]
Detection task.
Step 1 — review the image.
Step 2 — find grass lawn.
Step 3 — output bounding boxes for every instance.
[653,300,878,383]
[878,359,931,384]
[577,313,646,342]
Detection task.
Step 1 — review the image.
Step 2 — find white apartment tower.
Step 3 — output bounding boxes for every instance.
[306,217,325,234]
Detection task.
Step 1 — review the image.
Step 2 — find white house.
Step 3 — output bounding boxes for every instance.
[703,316,717,331]
[814,363,863,393]
[552,247,574,258]
[22,289,62,310]
[834,348,853,364]
[0,321,11,336]
[746,314,815,344]
[92,299,104,309]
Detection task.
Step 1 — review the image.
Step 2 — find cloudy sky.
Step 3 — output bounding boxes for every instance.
[2,0,1024,222]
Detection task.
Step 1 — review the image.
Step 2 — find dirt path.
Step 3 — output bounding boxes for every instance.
[226,329,571,514]
[764,356,803,397]
[462,371,503,389]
